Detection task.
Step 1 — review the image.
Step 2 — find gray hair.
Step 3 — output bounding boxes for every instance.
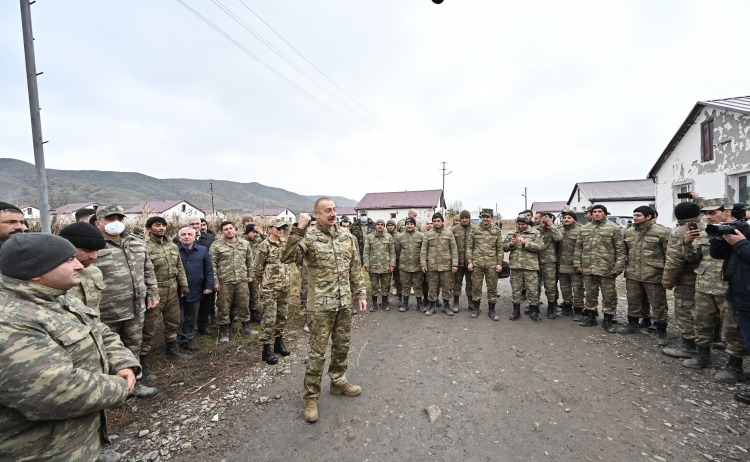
[183,215,201,225]
[178,226,196,236]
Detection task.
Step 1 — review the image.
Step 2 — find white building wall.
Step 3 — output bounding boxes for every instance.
[568,190,652,218]
[275,209,296,223]
[161,203,205,222]
[21,206,40,220]
[365,208,436,224]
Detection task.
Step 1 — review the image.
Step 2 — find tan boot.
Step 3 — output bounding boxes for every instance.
[304,398,318,423]
[330,381,361,396]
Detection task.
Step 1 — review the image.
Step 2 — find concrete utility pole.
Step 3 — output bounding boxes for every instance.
[210,182,215,216]
[20,0,51,233]
[522,187,528,211]
[441,162,452,212]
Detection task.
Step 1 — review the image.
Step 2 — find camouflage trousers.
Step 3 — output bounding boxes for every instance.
[558,272,584,307]
[693,291,749,357]
[106,308,145,359]
[369,272,391,297]
[454,266,473,299]
[258,288,289,343]
[471,266,499,304]
[216,282,250,325]
[391,264,402,296]
[673,285,695,340]
[299,266,308,316]
[141,283,181,355]
[538,263,558,303]
[305,308,352,400]
[248,280,259,312]
[625,279,668,323]
[400,270,424,297]
[427,271,452,302]
[583,275,617,315]
[510,269,538,304]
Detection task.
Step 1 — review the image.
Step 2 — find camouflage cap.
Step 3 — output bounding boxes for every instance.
[386,219,396,226]
[585,205,595,213]
[700,198,729,211]
[375,218,386,225]
[268,218,289,229]
[359,209,368,215]
[480,208,493,217]
[96,205,125,219]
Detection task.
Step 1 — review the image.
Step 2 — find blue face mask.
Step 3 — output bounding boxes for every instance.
[360,217,367,223]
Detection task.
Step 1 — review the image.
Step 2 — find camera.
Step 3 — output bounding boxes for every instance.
[706,203,750,238]
[677,192,692,199]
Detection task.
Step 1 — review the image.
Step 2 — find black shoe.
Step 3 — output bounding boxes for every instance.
[656,322,669,346]
[399,296,409,312]
[241,321,258,336]
[524,306,531,315]
[617,316,641,334]
[557,302,573,316]
[425,301,436,316]
[714,355,744,383]
[510,303,521,321]
[382,296,390,311]
[443,302,453,316]
[262,343,278,365]
[197,326,212,336]
[735,393,750,405]
[471,300,480,318]
[602,313,615,333]
[417,298,425,312]
[422,296,428,307]
[683,345,713,369]
[274,336,291,356]
[397,295,404,310]
[453,295,460,309]
[370,296,378,312]
[639,317,652,329]
[579,310,598,327]
[611,314,619,324]
[546,302,556,320]
[219,324,231,343]
[436,299,442,308]
[208,315,218,326]
[572,306,583,322]
[663,337,698,358]
[529,305,541,322]
[713,323,727,350]
[250,309,261,323]
[140,355,157,382]
[166,341,191,360]
[488,302,499,321]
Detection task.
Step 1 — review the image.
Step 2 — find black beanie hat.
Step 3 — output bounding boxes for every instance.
[633,205,655,218]
[432,212,444,221]
[0,202,23,214]
[0,233,77,280]
[562,211,577,220]
[245,223,257,235]
[591,204,608,215]
[145,216,167,228]
[674,202,701,220]
[59,222,106,250]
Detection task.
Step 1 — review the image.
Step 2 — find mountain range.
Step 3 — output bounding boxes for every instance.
[0,158,358,213]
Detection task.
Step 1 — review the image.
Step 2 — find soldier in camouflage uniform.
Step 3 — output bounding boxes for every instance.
[536,212,563,319]
[467,208,503,320]
[682,199,749,382]
[394,217,425,312]
[421,213,458,316]
[396,209,419,233]
[662,201,702,359]
[451,210,474,312]
[143,217,191,364]
[617,206,670,342]
[386,219,403,307]
[364,219,396,311]
[503,215,544,321]
[0,233,140,461]
[255,218,293,365]
[60,222,108,313]
[573,204,625,331]
[557,210,584,320]
[245,223,263,323]
[0,202,24,251]
[210,221,257,343]
[280,198,367,423]
[350,210,376,263]
[92,206,159,398]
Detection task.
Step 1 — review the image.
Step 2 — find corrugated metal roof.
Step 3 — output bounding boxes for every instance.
[126,200,198,214]
[50,202,99,214]
[250,208,290,216]
[531,201,568,213]
[337,207,357,216]
[357,190,445,210]
[568,179,655,204]
[648,96,750,179]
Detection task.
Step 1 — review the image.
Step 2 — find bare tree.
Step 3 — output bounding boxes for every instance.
[48,191,72,209]
[448,200,463,213]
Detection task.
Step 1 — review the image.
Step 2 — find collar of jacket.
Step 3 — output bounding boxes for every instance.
[149,235,167,245]
[178,242,197,251]
[593,218,609,225]
[635,221,654,232]
[0,274,66,302]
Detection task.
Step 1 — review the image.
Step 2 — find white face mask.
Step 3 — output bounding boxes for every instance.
[104,221,125,235]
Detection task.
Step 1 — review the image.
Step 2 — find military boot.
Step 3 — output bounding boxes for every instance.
[425,301,436,316]
[370,296,378,312]
[443,301,454,316]
[714,355,745,383]
[132,381,159,399]
[572,306,583,322]
[250,309,262,324]
[546,302,556,320]
[557,302,573,316]
[422,295,428,307]
[682,345,713,369]
[524,306,531,315]
[638,317,652,329]
[713,324,727,350]
[262,343,278,365]
[488,302,499,321]
[655,322,669,346]
[735,393,750,405]
[382,296,390,311]
[241,322,258,336]
[509,303,521,321]
[140,355,157,382]
[274,336,290,356]
[579,310,598,327]
[453,294,460,310]
[470,300,481,318]
[330,381,362,396]
[208,314,218,326]
[417,298,425,312]
[304,398,318,423]
[197,326,212,336]
[602,313,616,333]
[617,316,641,334]
[663,337,697,358]
[529,305,541,322]
[397,295,404,310]
[219,324,231,343]
[166,341,191,360]
[400,296,409,312]
[436,299,442,307]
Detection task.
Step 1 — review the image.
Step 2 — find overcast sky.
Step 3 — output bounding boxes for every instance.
[1,0,748,217]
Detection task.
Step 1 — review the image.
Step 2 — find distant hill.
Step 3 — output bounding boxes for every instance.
[304,195,358,207]
[0,158,358,214]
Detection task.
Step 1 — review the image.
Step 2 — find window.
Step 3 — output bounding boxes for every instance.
[740,175,750,206]
[676,184,692,203]
[390,213,397,219]
[181,204,186,212]
[701,119,714,161]
[26,208,32,215]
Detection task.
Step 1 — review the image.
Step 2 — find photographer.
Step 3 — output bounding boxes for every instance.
[709,203,750,405]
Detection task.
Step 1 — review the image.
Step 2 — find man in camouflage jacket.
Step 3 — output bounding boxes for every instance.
[536,212,563,319]
[394,217,425,312]
[364,219,395,311]
[386,219,403,307]
[281,198,367,423]
[467,208,503,320]
[557,210,584,319]
[245,223,264,323]
[0,233,140,462]
[350,210,376,263]
[451,210,474,311]
[503,215,544,321]
[60,222,108,314]
[420,213,458,316]
[573,205,625,331]
[396,209,419,233]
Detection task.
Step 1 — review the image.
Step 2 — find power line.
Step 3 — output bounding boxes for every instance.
[211,0,421,156]
[174,0,406,156]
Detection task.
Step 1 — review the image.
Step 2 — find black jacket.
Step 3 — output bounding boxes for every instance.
[710,237,750,312]
[173,232,215,249]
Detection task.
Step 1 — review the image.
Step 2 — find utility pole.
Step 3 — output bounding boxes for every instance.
[522,187,528,211]
[20,0,51,233]
[209,182,215,217]
[441,162,452,212]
